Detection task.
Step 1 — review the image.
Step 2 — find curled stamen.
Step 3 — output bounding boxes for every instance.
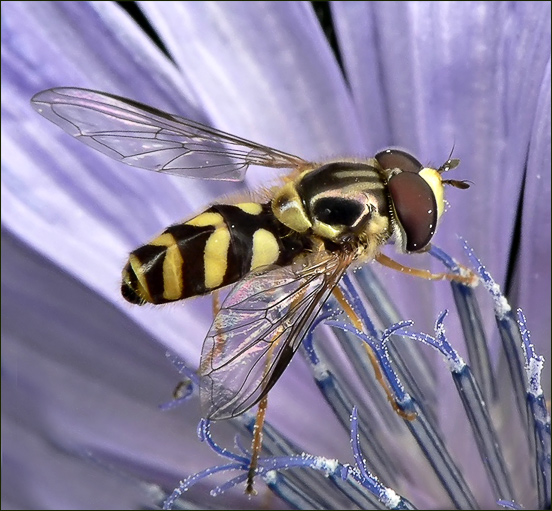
[517,308,551,509]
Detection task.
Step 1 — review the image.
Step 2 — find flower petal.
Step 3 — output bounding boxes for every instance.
[1,1,230,358]
[517,61,551,378]
[332,2,551,343]
[139,2,363,165]
[1,231,244,508]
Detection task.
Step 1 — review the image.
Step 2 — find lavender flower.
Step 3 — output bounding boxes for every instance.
[1,2,550,509]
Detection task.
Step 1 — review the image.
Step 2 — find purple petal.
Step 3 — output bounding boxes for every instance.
[517,62,551,378]
[139,2,363,165]
[2,2,227,358]
[332,2,551,344]
[2,2,550,507]
[1,232,257,508]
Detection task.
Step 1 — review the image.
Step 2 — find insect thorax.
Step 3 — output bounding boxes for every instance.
[272,161,392,248]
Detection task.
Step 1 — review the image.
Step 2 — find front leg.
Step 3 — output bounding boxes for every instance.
[376,252,477,286]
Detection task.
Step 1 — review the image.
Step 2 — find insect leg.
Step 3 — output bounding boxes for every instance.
[198,290,227,377]
[376,253,477,286]
[245,327,285,495]
[246,394,268,495]
[245,276,315,493]
[170,290,223,400]
[332,286,416,421]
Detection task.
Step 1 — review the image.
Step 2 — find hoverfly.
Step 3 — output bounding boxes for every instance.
[31,87,470,490]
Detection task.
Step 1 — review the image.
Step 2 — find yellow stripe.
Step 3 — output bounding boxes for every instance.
[333,170,377,179]
[150,232,176,247]
[204,227,231,289]
[163,244,184,300]
[186,212,224,227]
[250,229,280,269]
[236,202,263,215]
[147,232,184,300]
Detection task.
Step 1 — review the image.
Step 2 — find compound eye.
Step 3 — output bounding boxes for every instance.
[388,171,438,252]
[375,149,422,173]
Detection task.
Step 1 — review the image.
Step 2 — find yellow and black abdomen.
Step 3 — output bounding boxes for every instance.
[122,202,311,305]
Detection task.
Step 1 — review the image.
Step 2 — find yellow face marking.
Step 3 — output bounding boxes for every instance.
[236,202,263,215]
[250,229,280,270]
[128,254,152,302]
[420,167,445,221]
[204,227,231,289]
[163,244,184,300]
[186,212,224,227]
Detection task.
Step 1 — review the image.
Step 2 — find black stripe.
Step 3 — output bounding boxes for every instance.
[211,204,313,277]
[129,243,168,303]
[207,205,251,283]
[164,222,215,298]
[121,262,145,305]
[297,162,382,200]
[211,204,273,277]
[274,212,314,265]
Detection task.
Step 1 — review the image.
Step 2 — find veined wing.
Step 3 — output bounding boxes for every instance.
[199,250,355,420]
[31,88,307,181]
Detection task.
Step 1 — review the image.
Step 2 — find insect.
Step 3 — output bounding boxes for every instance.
[31,87,471,491]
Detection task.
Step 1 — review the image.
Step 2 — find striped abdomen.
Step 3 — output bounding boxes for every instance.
[122,202,311,305]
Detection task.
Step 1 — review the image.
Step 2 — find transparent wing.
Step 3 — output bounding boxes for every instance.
[199,250,355,420]
[31,87,307,181]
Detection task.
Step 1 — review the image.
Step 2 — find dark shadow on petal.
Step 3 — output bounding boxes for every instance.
[311,2,346,80]
[117,1,174,63]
